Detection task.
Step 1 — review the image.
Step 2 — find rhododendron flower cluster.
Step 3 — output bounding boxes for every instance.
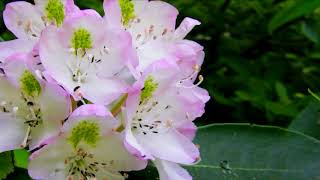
[0,0,209,179]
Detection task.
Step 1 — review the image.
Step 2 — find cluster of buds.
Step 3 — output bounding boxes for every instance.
[0,0,209,179]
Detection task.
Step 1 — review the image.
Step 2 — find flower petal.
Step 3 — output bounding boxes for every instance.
[29,82,71,150]
[80,76,127,105]
[131,0,178,38]
[103,0,122,27]
[174,17,201,40]
[0,39,35,64]
[62,104,117,135]
[177,122,197,141]
[0,113,28,153]
[28,137,72,179]
[154,159,192,180]
[39,25,78,96]
[91,133,147,172]
[136,129,200,165]
[2,53,29,88]
[3,1,44,39]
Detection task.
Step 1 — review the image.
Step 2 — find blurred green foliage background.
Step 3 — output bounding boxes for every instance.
[1,0,320,128]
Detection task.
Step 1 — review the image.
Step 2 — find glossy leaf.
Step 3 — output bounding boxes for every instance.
[129,124,320,179]
[289,100,320,140]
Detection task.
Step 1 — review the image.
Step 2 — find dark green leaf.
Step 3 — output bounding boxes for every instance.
[13,150,29,169]
[130,124,320,179]
[289,100,320,139]
[269,0,320,32]
[0,152,14,180]
[301,21,320,44]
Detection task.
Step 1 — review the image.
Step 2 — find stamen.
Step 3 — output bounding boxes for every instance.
[20,126,31,148]
[12,106,19,114]
[176,75,204,89]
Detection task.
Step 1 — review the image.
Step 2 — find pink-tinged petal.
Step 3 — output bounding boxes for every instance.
[124,92,153,160]
[62,104,118,135]
[65,0,80,15]
[136,129,200,165]
[29,82,71,150]
[154,159,192,180]
[174,41,203,61]
[131,0,178,38]
[39,25,78,95]
[0,113,28,153]
[28,137,72,179]
[91,133,147,171]
[96,29,137,78]
[80,76,128,105]
[136,40,179,71]
[178,86,210,119]
[3,1,44,39]
[25,54,45,73]
[177,50,204,81]
[124,122,153,160]
[174,17,201,40]
[0,39,35,64]
[177,122,197,141]
[2,53,29,88]
[103,0,122,27]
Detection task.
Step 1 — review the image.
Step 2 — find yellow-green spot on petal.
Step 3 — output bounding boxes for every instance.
[45,0,65,26]
[141,76,158,102]
[20,70,41,98]
[68,120,100,148]
[71,28,93,51]
[119,0,135,26]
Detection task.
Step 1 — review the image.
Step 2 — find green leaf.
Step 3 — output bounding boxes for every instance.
[188,124,320,179]
[129,124,320,179]
[13,149,30,169]
[269,0,320,32]
[0,152,14,179]
[275,82,290,104]
[301,20,320,44]
[308,88,320,101]
[289,100,320,140]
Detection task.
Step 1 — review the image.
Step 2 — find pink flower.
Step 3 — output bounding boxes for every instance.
[4,0,78,39]
[103,0,203,72]
[28,104,147,180]
[0,0,79,68]
[0,53,70,151]
[39,10,138,104]
[123,60,209,165]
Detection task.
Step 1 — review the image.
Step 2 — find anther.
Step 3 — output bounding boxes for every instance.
[12,106,19,113]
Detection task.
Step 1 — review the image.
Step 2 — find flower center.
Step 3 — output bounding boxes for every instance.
[131,77,175,135]
[140,76,158,102]
[64,148,122,179]
[45,0,65,26]
[119,0,135,26]
[71,28,93,53]
[19,70,42,98]
[68,120,100,149]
